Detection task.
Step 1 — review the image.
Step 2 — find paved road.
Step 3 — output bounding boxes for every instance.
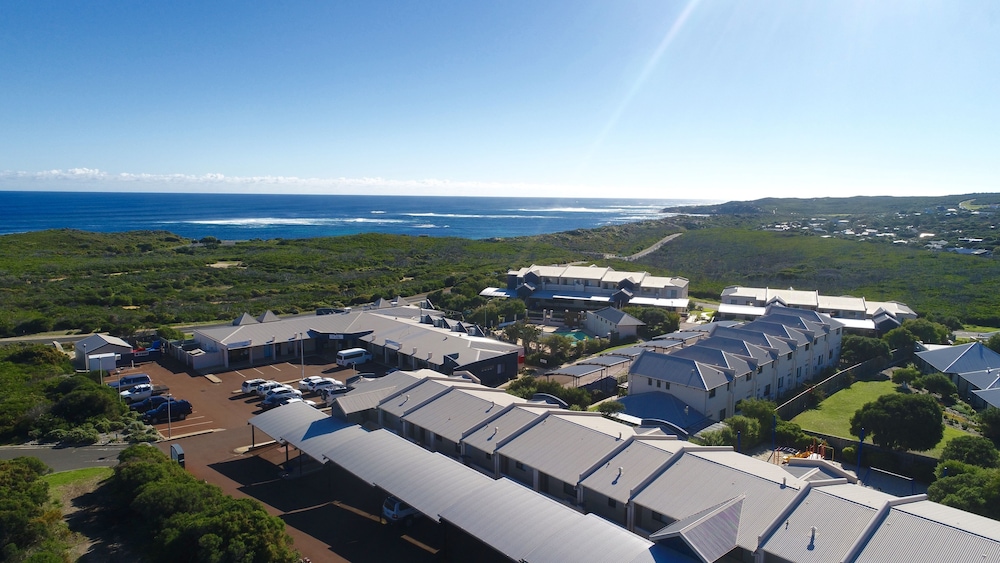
[0,444,128,472]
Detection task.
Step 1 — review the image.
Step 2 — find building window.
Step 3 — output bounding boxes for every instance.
[648,377,653,386]
[498,364,504,374]
[778,377,784,388]
[563,483,576,496]
[764,384,771,396]
[516,461,525,471]
[709,388,716,398]
[746,373,752,382]
[757,366,763,374]
[608,498,617,508]
[486,453,492,461]
[719,408,726,420]
[652,511,666,524]
[656,380,661,388]
[829,351,833,359]
[805,343,810,351]
[796,367,802,378]
[664,382,670,390]
[787,353,792,360]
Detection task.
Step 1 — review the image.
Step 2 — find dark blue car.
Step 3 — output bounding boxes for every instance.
[129,395,170,413]
[142,400,192,424]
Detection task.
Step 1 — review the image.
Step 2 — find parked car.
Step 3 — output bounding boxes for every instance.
[107,373,152,391]
[120,383,154,403]
[311,378,344,393]
[382,496,418,525]
[277,397,317,408]
[261,389,303,409]
[298,376,325,391]
[241,378,268,394]
[254,381,283,397]
[142,399,192,424]
[318,384,349,403]
[129,395,171,413]
[263,385,300,401]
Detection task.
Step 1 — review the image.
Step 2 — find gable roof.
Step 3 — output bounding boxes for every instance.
[592,307,645,326]
[496,412,634,484]
[580,438,685,503]
[402,387,522,443]
[630,350,733,390]
[916,342,1000,375]
[650,495,744,563]
[77,333,132,351]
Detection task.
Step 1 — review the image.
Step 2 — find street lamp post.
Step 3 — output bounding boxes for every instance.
[166,394,172,440]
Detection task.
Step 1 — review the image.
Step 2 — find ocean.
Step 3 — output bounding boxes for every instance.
[0,191,707,241]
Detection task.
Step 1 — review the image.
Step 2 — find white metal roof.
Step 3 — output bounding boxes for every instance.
[402,387,523,443]
[462,404,557,455]
[852,500,1000,563]
[522,513,685,563]
[247,400,328,444]
[580,438,685,503]
[377,378,467,418]
[760,484,894,563]
[632,450,803,550]
[323,428,493,522]
[496,412,634,484]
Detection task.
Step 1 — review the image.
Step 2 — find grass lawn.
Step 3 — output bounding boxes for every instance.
[791,378,973,458]
[792,379,897,439]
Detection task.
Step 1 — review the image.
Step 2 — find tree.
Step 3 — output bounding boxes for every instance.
[736,398,777,430]
[157,325,185,341]
[883,327,918,354]
[979,407,1000,446]
[927,467,1000,520]
[623,306,680,339]
[987,334,1000,355]
[724,415,761,449]
[919,373,958,398]
[840,334,890,366]
[890,365,921,388]
[940,435,1000,469]
[849,393,944,451]
[597,401,625,416]
[901,318,952,345]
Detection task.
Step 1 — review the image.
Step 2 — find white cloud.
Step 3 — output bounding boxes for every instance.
[0,168,621,198]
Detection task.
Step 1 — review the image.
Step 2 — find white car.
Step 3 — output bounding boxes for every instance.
[298,376,326,391]
[254,381,284,397]
[308,377,344,393]
[278,397,317,408]
[242,378,267,394]
[120,383,154,403]
[263,385,301,402]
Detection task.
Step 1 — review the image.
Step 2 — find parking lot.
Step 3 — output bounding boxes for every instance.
[111,355,442,562]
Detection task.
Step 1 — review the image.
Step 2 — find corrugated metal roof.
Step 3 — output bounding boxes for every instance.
[632,451,803,550]
[296,423,369,462]
[377,378,462,418]
[497,412,633,484]
[334,387,399,415]
[323,428,492,522]
[760,484,893,563]
[546,364,604,377]
[651,495,744,563]
[523,513,685,563]
[580,355,630,367]
[462,404,556,455]
[852,501,1000,563]
[248,400,328,443]
[440,477,581,560]
[402,387,523,443]
[580,439,685,503]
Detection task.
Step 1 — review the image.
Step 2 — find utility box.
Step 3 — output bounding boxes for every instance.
[170,444,185,468]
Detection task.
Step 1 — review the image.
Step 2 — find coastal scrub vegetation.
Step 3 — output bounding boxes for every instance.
[0,344,153,445]
[109,444,299,563]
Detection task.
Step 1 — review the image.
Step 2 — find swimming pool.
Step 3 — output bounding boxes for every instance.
[553,329,590,342]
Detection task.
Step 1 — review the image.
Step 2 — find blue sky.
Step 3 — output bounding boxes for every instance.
[1,1,998,200]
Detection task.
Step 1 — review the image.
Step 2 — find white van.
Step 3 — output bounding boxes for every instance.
[336,348,372,367]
